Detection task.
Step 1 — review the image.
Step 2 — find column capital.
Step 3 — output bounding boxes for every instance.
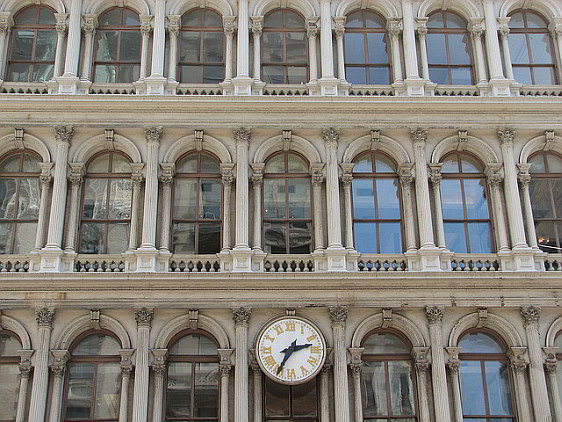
[0,12,13,33]
[549,20,562,38]
[311,163,325,186]
[411,128,428,147]
[323,127,340,147]
[233,307,251,326]
[329,306,348,326]
[340,163,354,186]
[250,163,264,186]
[508,346,529,373]
[221,163,236,186]
[159,163,175,185]
[415,17,428,36]
[399,164,414,185]
[55,13,68,33]
[307,17,319,38]
[119,348,135,374]
[140,14,153,35]
[131,163,145,186]
[428,163,443,185]
[445,346,460,374]
[497,17,511,38]
[55,125,74,144]
[68,163,85,185]
[234,127,251,145]
[517,163,532,185]
[333,16,345,37]
[251,16,263,37]
[82,14,98,33]
[485,164,504,185]
[35,307,55,327]
[521,305,540,326]
[349,361,363,374]
[497,127,515,145]
[468,18,485,38]
[151,348,168,375]
[19,360,33,378]
[412,346,431,373]
[134,307,154,327]
[223,15,237,37]
[425,306,444,324]
[39,162,54,185]
[145,126,163,144]
[387,18,403,38]
[50,349,70,376]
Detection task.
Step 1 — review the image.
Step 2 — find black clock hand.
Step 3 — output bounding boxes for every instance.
[277,339,297,375]
[293,343,312,352]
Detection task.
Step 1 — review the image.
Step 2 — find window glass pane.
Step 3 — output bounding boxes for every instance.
[172,222,196,253]
[555,333,562,349]
[35,30,57,61]
[557,364,562,411]
[15,7,37,25]
[264,222,287,254]
[170,334,217,355]
[181,65,202,83]
[363,332,410,354]
[528,154,546,173]
[183,10,202,27]
[265,377,290,416]
[293,381,318,416]
[287,66,307,84]
[552,180,562,217]
[66,363,95,419]
[529,179,553,218]
[32,63,54,81]
[367,33,388,64]
[429,67,449,84]
[368,67,391,84]
[442,157,459,173]
[346,12,363,28]
[11,30,34,60]
[467,222,493,253]
[99,9,122,26]
[262,33,284,63]
[94,363,121,419]
[0,223,14,253]
[264,11,283,27]
[508,12,525,28]
[375,155,396,173]
[427,12,444,28]
[533,67,556,85]
[528,33,554,64]
[427,33,447,64]
[13,222,37,253]
[173,179,198,219]
[464,179,489,219]
[264,179,286,219]
[6,63,31,82]
[365,12,385,28]
[201,154,221,173]
[198,223,221,253]
[376,179,401,219]
[352,179,375,219]
[445,12,466,29]
[0,179,17,218]
[0,154,23,172]
[485,361,513,415]
[509,33,530,64]
[288,221,312,253]
[287,179,311,219]
[441,179,464,219]
[119,31,141,61]
[96,31,119,62]
[0,334,22,355]
[346,67,366,84]
[460,332,504,353]
[354,156,373,173]
[203,32,225,62]
[345,33,365,64]
[0,365,18,421]
[286,11,304,28]
[513,66,533,84]
[73,334,120,355]
[444,222,467,253]
[177,155,198,173]
[203,65,225,83]
[262,66,285,84]
[460,361,486,416]
[388,361,415,416]
[535,221,558,252]
[83,179,109,219]
[204,11,222,27]
[106,222,129,254]
[526,12,548,28]
[79,222,105,253]
[354,222,377,254]
[265,154,285,173]
[123,9,140,26]
[448,34,471,65]
[166,362,192,418]
[21,153,40,172]
[460,156,482,173]
[200,179,221,219]
[88,154,110,173]
[180,32,201,62]
[547,154,562,173]
[451,67,473,85]
[111,154,131,173]
[194,362,219,417]
[362,361,388,416]
[108,179,132,219]
[94,64,117,83]
[379,222,402,253]
[286,32,307,64]
[287,155,308,173]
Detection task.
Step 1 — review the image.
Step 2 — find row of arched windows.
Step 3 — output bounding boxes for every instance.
[4,5,560,86]
[1,147,561,255]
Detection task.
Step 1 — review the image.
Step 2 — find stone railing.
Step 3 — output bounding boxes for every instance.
[349,85,394,96]
[89,83,136,95]
[169,255,221,272]
[433,85,479,96]
[74,255,127,272]
[263,255,314,272]
[519,85,562,97]
[263,84,309,96]
[356,254,408,271]
[545,254,562,271]
[448,254,501,271]
[176,83,222,95]
[0,255,30,272]
[0,81,49,94]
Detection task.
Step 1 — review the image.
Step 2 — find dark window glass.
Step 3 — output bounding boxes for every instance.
[0,332,21,422]
[264,377,318,421]
[93,8,141,83]
[263,152,312,254]
[426,11,474,85]
[508,10,557,85]
[344,10,392,85]
[262,9,308,84]
[172,152,222,254]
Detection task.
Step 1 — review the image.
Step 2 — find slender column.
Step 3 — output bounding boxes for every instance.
[119,350,134,422]
[469,20,487,84]
[521,306,552,422]
[222,164,235,250]
[401,0,420,79]
[445,347,463,422]
[0,17,12,80]
[62,0,82,76]
[150,0,165,77]
[544,350,562,422]
[251,361,263,422]
[251,17,263,81]
[15,351,33,422]
[412,129,435,248]
[233,308,251,422]
[64,164,84,252]
[323,129,343,248]
[48,350,70,422]
[128,165,144,251]
[151,349,167,422]
[497,18,515,80]
[308,19,320,82]
[509,347,532,422]
[250,164,264,250]
[224,16,236,81]
[425,307,451,422]
[319,363,331,422]
[399,165,417,252]
[139,16,153,80]
[333,17,345,81]
[158,164,175,252]
[219,362,232,422]
[140,127,162,249]
[53,15,68,78]
[35,164,53,250]
[416,19,429,80]
[319,0,334,79]
[167,16,180,81]
[340,164,354,250]
[498,129,528,248]
[348,348,364,422]
[236,0,249,78]
[28,308,55,422]
[387,19,403,83]
[553,24,562,83]
[482,0,504,79]
[311,164,326,251]
[518,165,539,249]
[132,308,153,422]
[486,165,510,251]
[81,15,97,80]
[45,126,73,249]
[329,307,350,422]
[234,129,250,249]
[413,348,431,422]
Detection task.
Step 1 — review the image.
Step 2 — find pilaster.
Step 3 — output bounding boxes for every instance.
[509,346,532,422]
[329,306,350,422]
[232,128,252,271]
[233,308,251,422]
[48,349,70,422]
[413,347,431,422]
[132,308,153,422]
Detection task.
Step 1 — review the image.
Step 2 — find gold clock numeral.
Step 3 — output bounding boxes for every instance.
[260,346,272,355]
[307,356,318,366]
[307,334,317,342]
[273,325,284,335]
[285,321,296,332]
[264,334,275,342]
[263,356,277,368]
[300,325,304,334]
[300,366,309,376]
[310,346,321,354]
[287,368,296,379]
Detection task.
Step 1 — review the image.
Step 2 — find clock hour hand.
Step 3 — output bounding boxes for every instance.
[276,339,298,375]
[293,343,312,352]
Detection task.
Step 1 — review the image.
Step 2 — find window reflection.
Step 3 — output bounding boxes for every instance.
[0,332,22,422]
[264,377,318,421]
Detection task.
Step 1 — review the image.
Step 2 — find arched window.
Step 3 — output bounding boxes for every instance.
[554,333,562,408]
[458,331,515,422]
[528,151,562,253]
[78,152,133,254]
[93,8,142,83]
[172,152,222,254]
[361,331,417,421]
[426,11,474,85]
[264,378,318,421]
[0,151,41,254]
[508,10,557,85]
[344,10,392,85]
[166,332,220,421]
[0,331,22,422]
[262,9,308,84]
[263,151,312,254]
[63,332,122,421]
[440,152,493,253]
[351,151,403,254]
[178,9,225,84]
[6,5,57,82]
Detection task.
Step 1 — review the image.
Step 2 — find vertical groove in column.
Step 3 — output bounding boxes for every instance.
[234,129,250,249]
[233,308,251,422]
[323,129,342,248]
[320,364,331,422]
[63,0,82,76]
[412,130,435,248]
[330,307,350,422]
[140,127,162,249]
[132,308,153,422]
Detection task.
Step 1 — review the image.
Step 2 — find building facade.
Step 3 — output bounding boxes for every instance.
[1,0,562,421]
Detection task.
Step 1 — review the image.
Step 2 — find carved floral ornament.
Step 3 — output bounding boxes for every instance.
[521,306,540,325]
[55,125,74,144]
[425,306,443,324]
[134,308,154,327]
[233,307,251,325]
[497,128,515,145]
[35,308,55,327]
[411,128,427,146]
[329,306,349,324]
[234,127,251,144]
[145,126,163,144]
[323,128,340,145]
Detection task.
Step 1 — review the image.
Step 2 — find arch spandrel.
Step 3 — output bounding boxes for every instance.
[1,0,65,14]
[83,0,151,16]
[417,0,482,21]
[163,134,233,164]
[0,133,51,163]
[499,0,562,19]
[154,313,230,349]
[252,0,318,18]
[0,314,32,350]
[71,133,142,164]
[448,311,523,348]
[335,0,400,19]
[351,312,427,348]
[342,134,411,164]
[519,134,562,164]
[431,135,500,165]
[167,0,234,17]
[253,134,322,164]
[54,314,132,350]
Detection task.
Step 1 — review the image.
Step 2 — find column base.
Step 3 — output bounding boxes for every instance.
[219,79,234,95]
[55,75,91,95]
[318,78,339,96]
[510,246,538,271]
[230,247,253,272]
[338,80,351,96]
[252,80,266,95]
[488,78,513,97]
[232,76,254,95]
[403,78,426,96]
[417,246,442,271]
[345,249,360,271]
[307,80,320,96]
[39,247,65,272]
[325,246,347,271]
[143,76,168,95]
[391,80,406,96]
[251,249,267,272]
[476,81,490,96]
[135,248,161,272]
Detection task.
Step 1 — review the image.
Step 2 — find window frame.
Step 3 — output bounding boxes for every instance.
[263,377,319,421]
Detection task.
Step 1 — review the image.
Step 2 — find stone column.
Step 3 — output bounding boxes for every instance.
[387,19,403,84]
[521,306,552,422]
[62,0,82,76]
[166,16,180,81]
[498,129,528,249]
[15,351,33,422]
[309,164,325,251]
[402,0,424,95]
[150,0,165,78]
[0,15,12,80]
[399,164,417,252]
[552,23,562,83]
[445,347,463,422]
[218,349,233,422]
[158,164,175,252]
[425,306,451,422]
[251,359,263,422]
[81,15,97,80]
[482,0,504,80]
[340,164,354,250]
[413,347,431,422]
[469,20,487,85]
[251,17,263,82]
[517,164,539,250]
[63,164,84,252]
[544,349,562,422]
[319,0,334,80]
[119,349,134,422]
[224,16,236,81]
[222,163,235,251]
[236,0,249,79]
[330,306,350,422]
[348,348,364,422]
[139,127,162,250]
[53,14,68,78]
[234,128,250,249]
[416,19,429,81]
[139,16,153,80]
[34,164,53,251]
[412,129,435,249]
[485,165,510,252]
[28,308,54,422]
[132,308,153,422]
[233,308,251,422]
[509,347,532,422]
[333,17,346,81]
[48,350,70,422]
[151,349,167,422]
[323,128,343,249]
[128,164,144,251]
[319,363,331,422]
[497,18,515,81]
[250,164,264,250]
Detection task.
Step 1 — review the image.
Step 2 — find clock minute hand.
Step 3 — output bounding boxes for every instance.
[293,343,312,352]
[276,340,298,375]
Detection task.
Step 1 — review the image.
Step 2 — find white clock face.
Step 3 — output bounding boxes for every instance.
[256,316,326,385]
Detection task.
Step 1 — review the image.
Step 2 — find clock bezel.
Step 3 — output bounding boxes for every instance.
[255,315,327,385]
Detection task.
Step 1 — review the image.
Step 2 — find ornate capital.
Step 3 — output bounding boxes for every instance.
[468,19,484,38]
[329,306,348,325]
[445,347,460,374]
[145,126,163,144]
[517,164,532,185]
[251,16,263,37]
[485,164,504,186]
[233,307,251,326]
[140,14,153,35]
[166,15,180,36]
[311,164,325,186]
[340,163,354,186]
[55,125,74,144]
[83,14,98,33]
[411,128,427,146]
[250,163,264,186]
[349,361,363,374]
[221,163,236,187]
[0,13,12,33]
[134,308,154,327]
[55,13,68,33]
[223,15,237,37]
[399,164,414,185]
[234,127,251,145]
[497,17,511,38]
[333,16,345,37]
[425,306,443,324]
[50,350,70,377]
[68,163,85,185]
[35,307,55,327]
[412,347,430,373]
[416,17,428,36]
[446,361,459,374]
[151,349,167,375]
[323,128,340,146]
[219,363,233,375]
[497,128,515,146]
[20,362,33,378]
[521,306,540,326]
[428,163,442,185]
[387,18,402,38]
[307,19,319,38]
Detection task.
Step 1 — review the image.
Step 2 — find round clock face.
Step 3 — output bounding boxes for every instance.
[256,316,326,385]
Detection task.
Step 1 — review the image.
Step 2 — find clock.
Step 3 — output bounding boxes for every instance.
[256,316,326,385]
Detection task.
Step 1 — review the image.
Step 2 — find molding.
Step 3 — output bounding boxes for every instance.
[448,311,523,347]
[417,0,481,20]
[0,314,32,349]
[54,313,132,349]
[83,0,151,16]
[72,133,142,163]
[342,132,411,164]
[335,0,400,18]
[252,0,317,18]
[0,133,51,162]
[154,313,230,349]
[351,312,427,347]
[167,0,234,17]
[253,133,322,164]
[431,134,500,165]
[498,0,562,19]
[163,133,232,164]
[519,132,562,164]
